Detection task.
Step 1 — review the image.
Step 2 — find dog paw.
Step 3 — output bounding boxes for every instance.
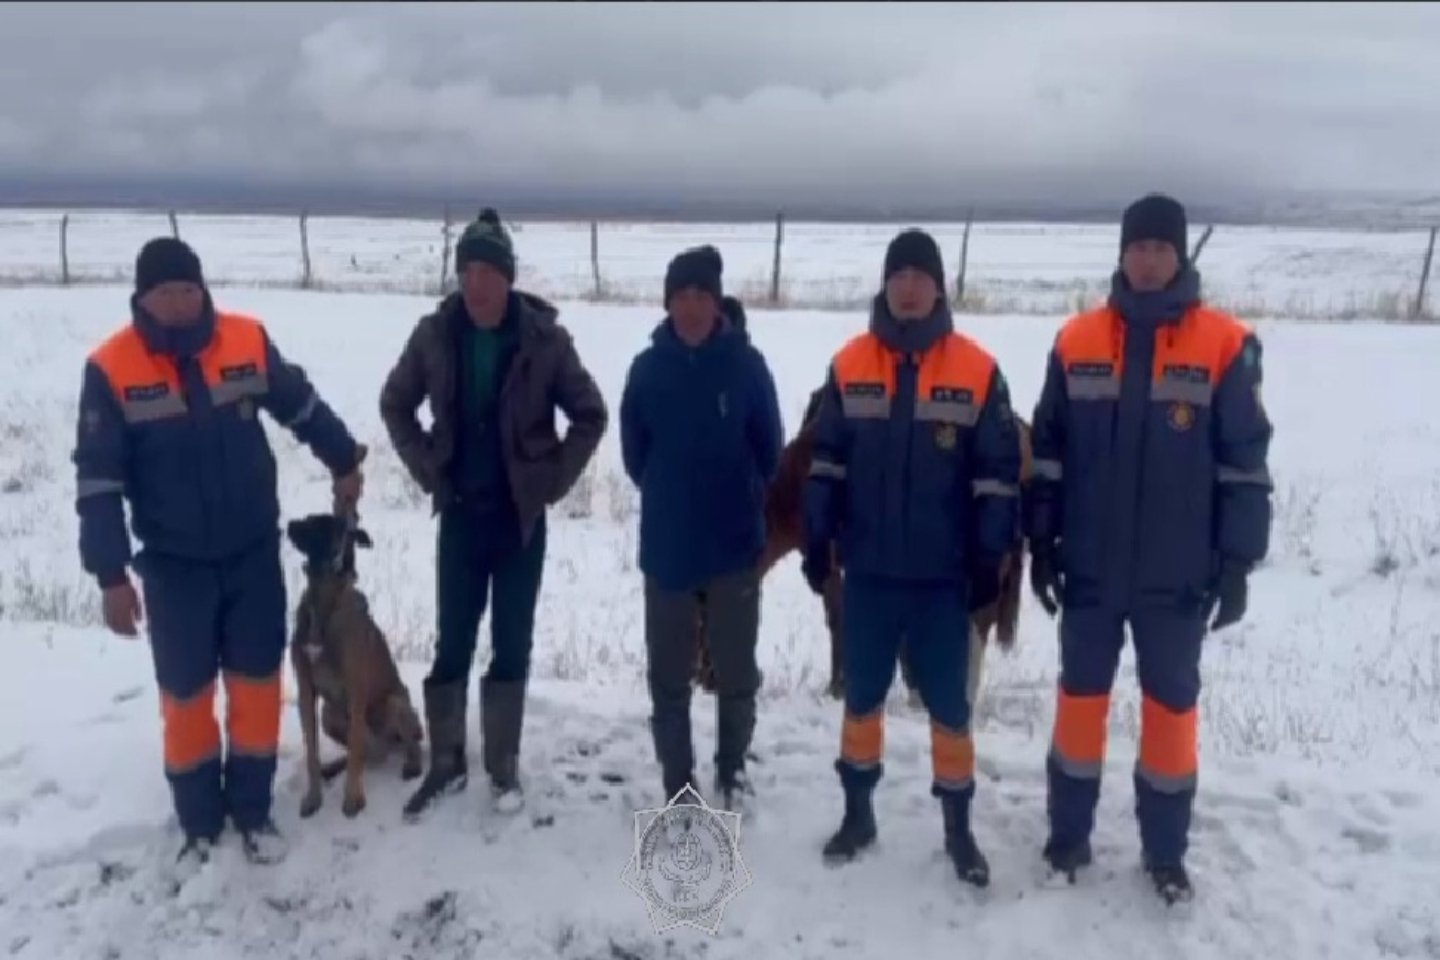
[342,792,367,818]
[300,790,323,819]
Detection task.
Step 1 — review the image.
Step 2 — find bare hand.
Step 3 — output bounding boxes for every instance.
[102,581,143,638]
[333,443,368,510]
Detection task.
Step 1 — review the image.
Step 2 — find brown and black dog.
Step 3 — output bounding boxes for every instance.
[694,386,1033,707]
[286,511,424,818]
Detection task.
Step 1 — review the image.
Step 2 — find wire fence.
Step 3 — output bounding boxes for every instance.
[0,207,1435,321]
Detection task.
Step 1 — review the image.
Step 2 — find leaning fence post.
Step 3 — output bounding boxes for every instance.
[60,213,71,286]
[1191,224,1215,264]
[955,209,973,305]
[299,211,313,289]
[1414,226,1438,320]
[770,211,784,305]
[168,210,179,239]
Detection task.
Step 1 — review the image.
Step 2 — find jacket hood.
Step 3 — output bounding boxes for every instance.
[1108,266,1202,330]
[436,288,560,342]
[868,292,953,355]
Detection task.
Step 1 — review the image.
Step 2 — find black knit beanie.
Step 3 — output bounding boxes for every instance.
[664,245,723,305]
[455,207,516,282]
[1120,193,1188,263]
[883,229,945,290]
[135,237,204,295]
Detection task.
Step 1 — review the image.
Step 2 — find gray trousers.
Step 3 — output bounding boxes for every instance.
[645,568,761,797]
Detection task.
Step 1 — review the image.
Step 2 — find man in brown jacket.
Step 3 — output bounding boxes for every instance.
[380,208,608,819]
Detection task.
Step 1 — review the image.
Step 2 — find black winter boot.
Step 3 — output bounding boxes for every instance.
[1145,858,1194,905]
[715,694,757,812]
[403,677,468,820]
[823,761,879,864]
[939,789,989,888]
[1042,836,1094,883]
[481,677,526,813]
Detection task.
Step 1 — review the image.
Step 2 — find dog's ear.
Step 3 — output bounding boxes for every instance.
[285,518,308,550]
[354,527,373,549]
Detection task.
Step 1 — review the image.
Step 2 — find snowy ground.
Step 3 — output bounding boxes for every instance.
[1,207,1436,319]
[1,286,1439,959]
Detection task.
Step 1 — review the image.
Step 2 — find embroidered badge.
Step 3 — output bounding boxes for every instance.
[1167,401,1195,432]
[935,423,958,450]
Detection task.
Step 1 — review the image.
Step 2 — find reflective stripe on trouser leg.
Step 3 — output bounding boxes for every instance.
[1130,606,1205,868]
[160,681,224,839]
[896,580,974,799]
[218,543,289,832]
[836,574,903,788]
[141,550,226,842]
[1047,606,1125,849]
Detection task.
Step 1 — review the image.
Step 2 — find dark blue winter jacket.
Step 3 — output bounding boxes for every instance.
[73,294,361,586]
[803,297,1022,587]
[1025,267,1274,610]
[620,298,784,592]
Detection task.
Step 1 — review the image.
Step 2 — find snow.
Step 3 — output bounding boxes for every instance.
[1,284,1439,959]
[0,207,1436,319]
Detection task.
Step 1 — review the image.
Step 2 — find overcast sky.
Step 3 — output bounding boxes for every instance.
[1,1,1436,210]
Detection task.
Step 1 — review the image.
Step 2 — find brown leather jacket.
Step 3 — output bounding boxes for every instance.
[378,290,608,544]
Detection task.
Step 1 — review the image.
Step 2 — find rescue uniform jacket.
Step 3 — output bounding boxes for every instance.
[73,296,361,587]
[803,298,1022,585]
[1025,268,1273,610]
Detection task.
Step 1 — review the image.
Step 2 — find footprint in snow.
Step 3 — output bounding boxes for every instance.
[0,749,27,771]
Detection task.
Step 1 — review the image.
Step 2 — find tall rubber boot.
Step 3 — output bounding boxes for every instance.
[481,677,526,813]
[402,677,468,821]
[822,760,879,864]
[938,787,990,888]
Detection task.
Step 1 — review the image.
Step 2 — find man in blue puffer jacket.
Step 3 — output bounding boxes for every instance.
[620,245,783,810]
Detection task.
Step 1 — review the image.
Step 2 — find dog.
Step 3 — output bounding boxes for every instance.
[285,511,424,818]
[694,385,1032,709]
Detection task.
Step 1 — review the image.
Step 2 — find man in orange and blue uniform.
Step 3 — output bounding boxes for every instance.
[1026,194,1273,903]
[72,238,364,866]
[802,229,1021,887]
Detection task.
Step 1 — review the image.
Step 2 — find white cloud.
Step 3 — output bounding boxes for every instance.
[1,1,1437,207]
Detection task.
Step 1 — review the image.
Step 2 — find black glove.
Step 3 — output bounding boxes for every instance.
[1206,558,1249,630]
[801,541,832,596]
[967,561,1001,613]
[1028,540,1064,617]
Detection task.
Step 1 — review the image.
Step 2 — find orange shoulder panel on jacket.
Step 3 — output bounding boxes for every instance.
[200,312,270,387]
[1053,306,1120,366]
[918,331,997,407]
[1192,305,1253,378]
[88,325,178,393]
[832,332,896,396]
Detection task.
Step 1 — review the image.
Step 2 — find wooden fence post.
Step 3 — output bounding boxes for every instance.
[438,205,453,295]
[168,210,179,239]
[60,214,70,286]
[299,211,313,289]
[1191,224,1215,264]
[1414,226,1438,320]
[955,209,973,305]
[770,211,784,305]
[590,220,601,299]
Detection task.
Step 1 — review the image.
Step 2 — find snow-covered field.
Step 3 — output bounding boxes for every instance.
[2,284,1439,959]
[1,207,1437,320]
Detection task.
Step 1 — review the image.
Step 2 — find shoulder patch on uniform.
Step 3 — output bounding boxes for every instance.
[1066,361,1115,378]
[930,385,974,405]
[220,361,260,382]
[1161,363,1212,384]
[123,382,171,402]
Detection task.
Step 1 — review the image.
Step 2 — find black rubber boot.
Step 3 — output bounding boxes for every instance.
[403,677,469,820]
[822,761,879,864]
[715,694,757,812]
[481,677,526,813]
[939,789,989,888]
[1146,858,1194,905]
[1042,836,1094,883]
